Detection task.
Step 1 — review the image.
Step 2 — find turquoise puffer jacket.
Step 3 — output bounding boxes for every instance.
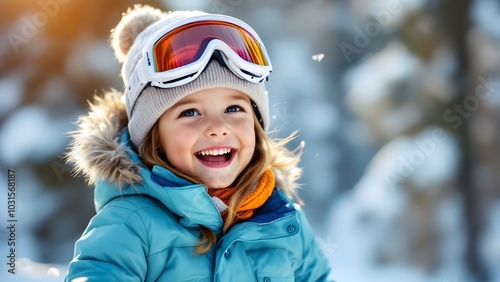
[65,92,333,282]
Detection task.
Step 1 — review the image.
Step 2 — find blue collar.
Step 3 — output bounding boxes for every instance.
[247,189,296,224]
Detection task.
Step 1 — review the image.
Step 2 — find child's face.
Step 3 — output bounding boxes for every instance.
[158,88,256,189]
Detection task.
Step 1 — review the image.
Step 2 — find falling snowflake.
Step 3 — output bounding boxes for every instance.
[312,53,325,62]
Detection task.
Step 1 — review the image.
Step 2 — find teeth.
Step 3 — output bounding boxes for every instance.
[197,148,231,156]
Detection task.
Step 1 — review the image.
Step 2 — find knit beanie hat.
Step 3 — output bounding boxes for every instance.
[110,5,270,149]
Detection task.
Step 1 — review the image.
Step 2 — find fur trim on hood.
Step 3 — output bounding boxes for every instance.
[66,91,301,199]
[66,91,142,188]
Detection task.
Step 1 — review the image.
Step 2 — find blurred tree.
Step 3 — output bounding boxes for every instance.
[439,0,488,280]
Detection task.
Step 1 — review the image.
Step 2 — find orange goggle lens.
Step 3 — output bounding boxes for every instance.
[153,21,268,72]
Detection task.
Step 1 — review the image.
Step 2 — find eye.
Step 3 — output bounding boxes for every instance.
[179,109,200,117]
[225,105,243,113]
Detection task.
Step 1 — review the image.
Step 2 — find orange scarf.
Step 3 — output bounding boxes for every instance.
[208,169,275,223]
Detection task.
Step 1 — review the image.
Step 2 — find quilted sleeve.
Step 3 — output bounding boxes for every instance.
[65,202,149,282]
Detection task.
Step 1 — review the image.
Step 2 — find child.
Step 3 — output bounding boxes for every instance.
[65,5,333,282]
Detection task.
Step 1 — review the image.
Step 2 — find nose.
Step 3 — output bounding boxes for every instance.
[205,114,229,137]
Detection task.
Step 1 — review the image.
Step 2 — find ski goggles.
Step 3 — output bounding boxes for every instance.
[125,14,272,116]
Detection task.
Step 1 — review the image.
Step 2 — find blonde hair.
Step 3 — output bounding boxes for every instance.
[138,114,303,253]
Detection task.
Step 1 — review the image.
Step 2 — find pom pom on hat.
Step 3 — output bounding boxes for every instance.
[110,5,164,62]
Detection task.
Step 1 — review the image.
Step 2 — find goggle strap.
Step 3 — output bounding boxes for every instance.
[252,101,264,128]
[126,60,146,117]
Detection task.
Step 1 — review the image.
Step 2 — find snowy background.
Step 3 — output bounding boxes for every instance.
[1,0,499,281]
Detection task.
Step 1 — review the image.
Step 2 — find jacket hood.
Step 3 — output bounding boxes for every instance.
[66,91,142,188]
[66,91,300,198]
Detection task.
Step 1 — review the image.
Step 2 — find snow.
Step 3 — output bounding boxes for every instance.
[162,0,211,11]
[269,40,326,101]
[403,128,459,188]
[0,168,60,260]
[312,53,325,62]
[298,99,341,134]
[0,167,64,281]
[0,106,76,166]
[39,76,76,108]
[433,195,466,268]
[0,74,24,118]
[324,126,464,282]
[85,42,120,77]
[0,258,67,282]
[348,0,425,30]
[380,104,423,138]
[303,142,341,201]
[344,41,420,119]
[471,0,500,38]
[325,192,430,282]
[480,201,500,281]
[65,38,119,83]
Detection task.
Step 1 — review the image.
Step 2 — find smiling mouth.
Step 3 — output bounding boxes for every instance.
[194,148,235,167]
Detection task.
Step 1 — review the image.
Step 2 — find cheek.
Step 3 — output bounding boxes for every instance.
[162,129,194,160]
[159,123,192,164]
[238,124,256,156]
